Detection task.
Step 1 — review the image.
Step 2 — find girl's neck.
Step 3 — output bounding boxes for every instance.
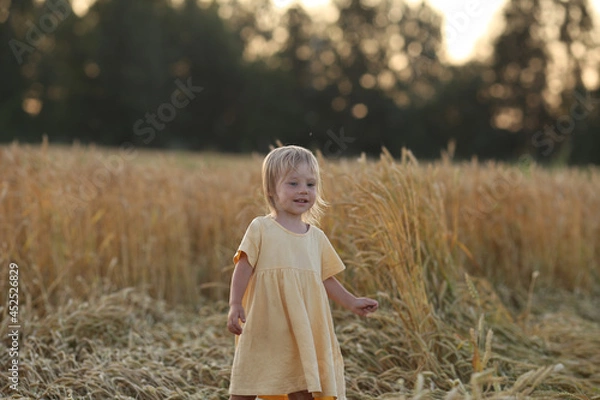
[271,213,309,234]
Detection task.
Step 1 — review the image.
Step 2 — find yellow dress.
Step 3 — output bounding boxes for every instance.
[229,215,346,400]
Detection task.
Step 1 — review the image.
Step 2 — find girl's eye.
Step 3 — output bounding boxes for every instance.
[288,182,297,186]
[307,183,315,187]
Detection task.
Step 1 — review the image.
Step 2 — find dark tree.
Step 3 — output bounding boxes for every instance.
[481,0,598,163]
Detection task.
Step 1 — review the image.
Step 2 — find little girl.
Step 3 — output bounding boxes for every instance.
[227,145,379,400]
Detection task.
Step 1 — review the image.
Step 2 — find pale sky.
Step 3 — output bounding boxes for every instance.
[282,0,600,64]
[295,0,600,64]
[71,0,600,65]
[411,0,508,63]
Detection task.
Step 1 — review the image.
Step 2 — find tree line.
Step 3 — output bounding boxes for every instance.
[1,0,599,164]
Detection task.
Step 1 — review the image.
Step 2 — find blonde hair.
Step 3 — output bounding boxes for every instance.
[262,145,327,225]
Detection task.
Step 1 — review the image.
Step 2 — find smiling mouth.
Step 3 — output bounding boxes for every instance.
[294,199,309,203]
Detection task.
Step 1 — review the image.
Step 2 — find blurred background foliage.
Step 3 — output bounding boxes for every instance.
[1,0,599,164]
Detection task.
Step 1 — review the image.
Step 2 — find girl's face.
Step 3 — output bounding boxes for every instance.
[272,162,317,219]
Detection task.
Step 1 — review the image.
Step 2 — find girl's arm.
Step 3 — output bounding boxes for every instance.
[323,276,378,317]
[227,253,254,335]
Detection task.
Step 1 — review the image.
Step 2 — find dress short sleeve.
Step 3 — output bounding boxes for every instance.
[320,232,346,280]
[233,218,261,267]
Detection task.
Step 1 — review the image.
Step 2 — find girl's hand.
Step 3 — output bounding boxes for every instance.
[352,297,379,317]
[227,304,247,335]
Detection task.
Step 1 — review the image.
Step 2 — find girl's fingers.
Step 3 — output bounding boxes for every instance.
[360,301,378,315]
[229,320,242,334]
[235,317,245,334]
[227,311,246,334]
[365,300,378,310]
[227,305,246,334]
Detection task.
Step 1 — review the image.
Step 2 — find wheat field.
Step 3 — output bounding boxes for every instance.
[1,140,599,399]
